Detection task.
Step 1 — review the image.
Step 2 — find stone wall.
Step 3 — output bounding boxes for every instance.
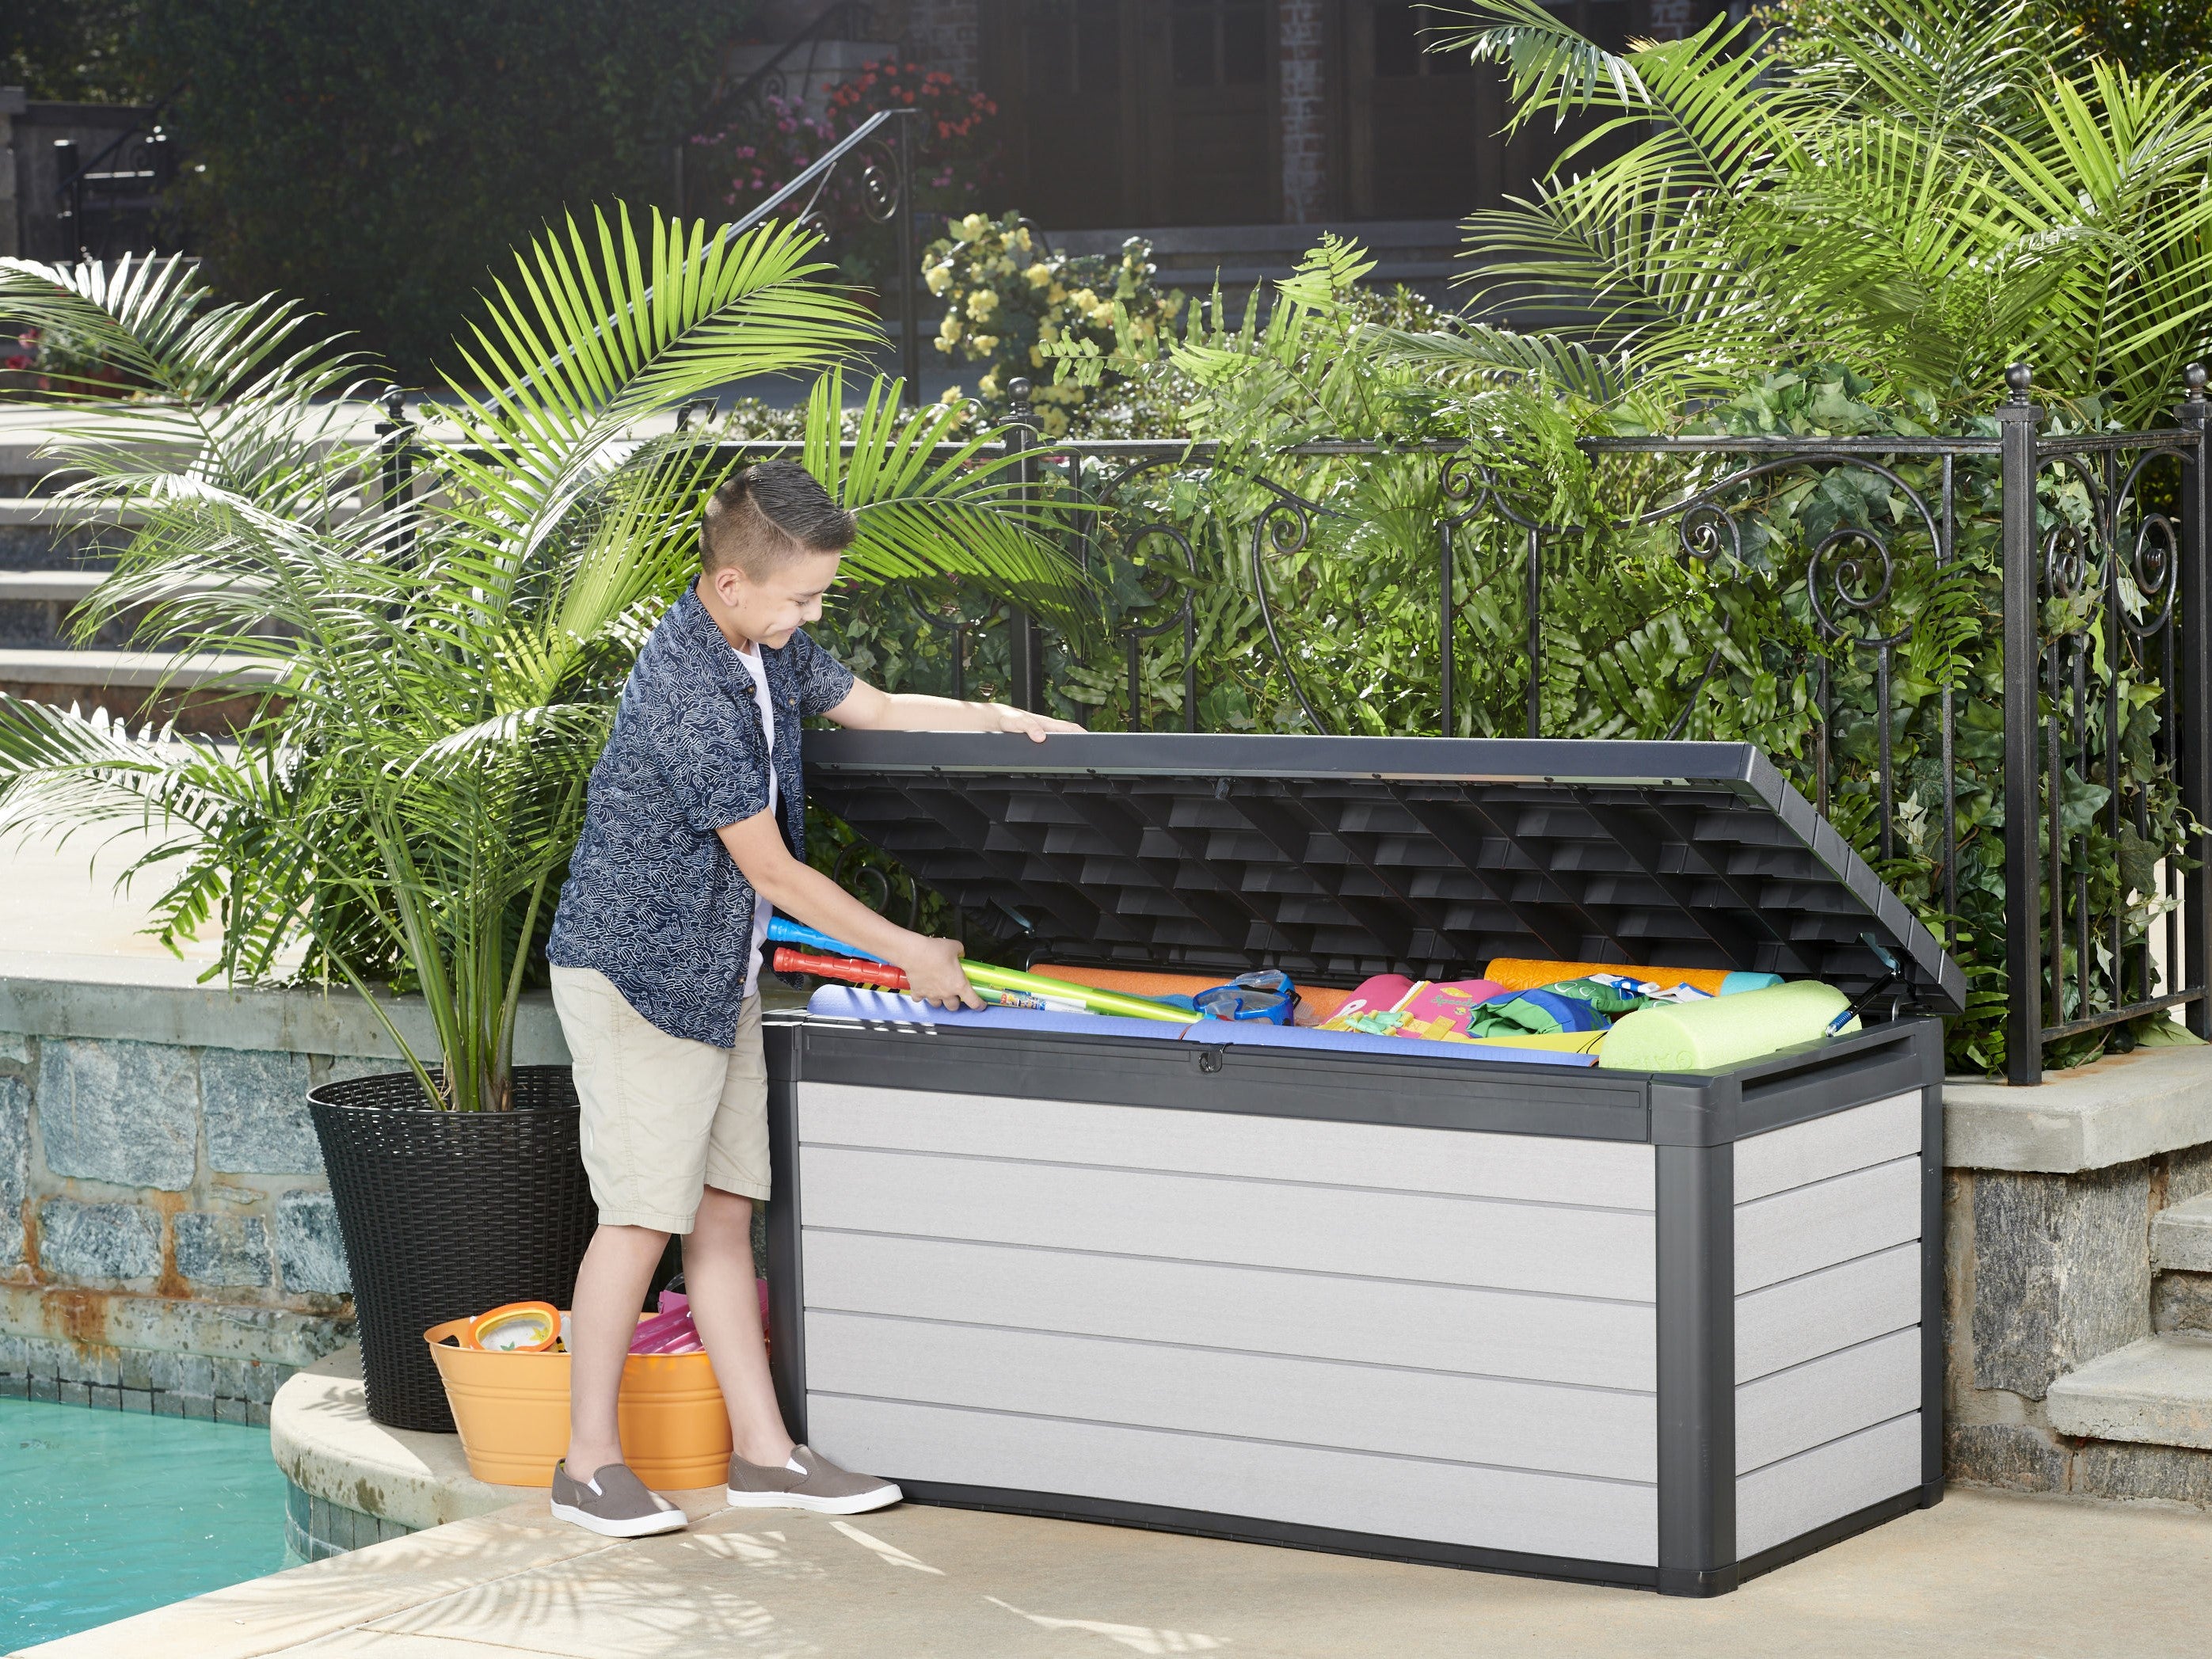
[1944,1050,2212,1505]
[0,965,569,1421]
[1278,1,1329,224]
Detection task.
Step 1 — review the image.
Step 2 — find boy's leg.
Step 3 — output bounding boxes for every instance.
[563,1221,670,1476]
[687,1186,793,1466]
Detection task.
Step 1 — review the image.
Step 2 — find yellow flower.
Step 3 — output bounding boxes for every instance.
[1040,409,1068,437]
[938,314,963,344]
[938,384,964,405]
[1039,322,1060,344]
[923,264,953,295]
[1015,226,1033,251]
[1068,287,1098,311]
[1087,302,1115,328]
[989,255,1016,277]
[965,289,999,321]
[1023,262,1051,288]
[1028,344,1045,367]
[957,212,987,241]
[971,333,999,353]
[980,367,1000,395]
[1046,283,1067,305]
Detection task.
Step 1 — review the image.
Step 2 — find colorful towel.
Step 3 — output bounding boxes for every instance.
[1485,958,1784,997]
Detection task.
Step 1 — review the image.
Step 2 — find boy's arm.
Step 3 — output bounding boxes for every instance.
[717,810,983,1009]
[823,679,1083,743]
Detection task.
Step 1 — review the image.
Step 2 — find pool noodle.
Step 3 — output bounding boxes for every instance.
[1598,980,1857,1071]
[1484,958,1783,997]
[1032,963,1357,1026]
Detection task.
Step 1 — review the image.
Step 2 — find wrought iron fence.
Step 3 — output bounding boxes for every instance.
[371,364,2212,1083]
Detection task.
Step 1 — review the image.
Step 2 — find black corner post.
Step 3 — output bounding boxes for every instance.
[897,109,920,409]
[1005,376,1046,713]
[1998,364,2043,1085]
[2178,364,2212,1040]
[1653,1132,1736,1597]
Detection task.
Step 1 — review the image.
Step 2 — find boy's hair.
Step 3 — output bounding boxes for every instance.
[700,460,857,576]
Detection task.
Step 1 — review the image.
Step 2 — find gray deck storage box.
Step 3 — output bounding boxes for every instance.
[766,734,1959,1596]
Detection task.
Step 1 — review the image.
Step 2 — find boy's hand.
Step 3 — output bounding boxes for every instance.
[900,934,982,1010]
[981,703,1085,744]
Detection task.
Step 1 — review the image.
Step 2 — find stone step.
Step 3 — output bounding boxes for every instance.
[2047,1334,2212,1449]
[0,496,147,527]
[2153,1190,2212,1272]
[0,645,278,692]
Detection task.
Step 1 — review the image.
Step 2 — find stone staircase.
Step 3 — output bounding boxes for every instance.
[0,431,276,729]
[2046,1194,2212,1457]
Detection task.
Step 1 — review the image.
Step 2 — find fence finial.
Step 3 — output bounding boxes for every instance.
[2005,363,2032,404]
[379,384,409,426]
[1007,376,1034,417]
[2187,363,2209,403]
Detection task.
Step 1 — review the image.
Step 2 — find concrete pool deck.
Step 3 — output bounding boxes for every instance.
[15,1481,2212,1658]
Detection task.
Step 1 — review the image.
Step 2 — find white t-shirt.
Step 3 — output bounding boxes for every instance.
[733,642,778,1001]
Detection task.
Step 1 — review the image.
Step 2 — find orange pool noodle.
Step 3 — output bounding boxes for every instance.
[1484,958,1737,997]
[1032,964,1359,1028]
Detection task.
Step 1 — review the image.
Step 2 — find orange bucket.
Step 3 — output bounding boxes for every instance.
[425,1316,733,1489]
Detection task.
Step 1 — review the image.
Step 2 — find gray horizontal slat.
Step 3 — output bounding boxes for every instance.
[1734,1412,1921,1558]
[800,1144,1657,1301]
[801,1230,1657,1390]
[795,1082,1655,1210]
[1734,1242,1921,1383]
[807,1394,1659,1567]
[1734,1092,1921,1204]
[805,1311,1655,1482]
[1734,1157,1919,1294]
[1736,1329,1922,1473]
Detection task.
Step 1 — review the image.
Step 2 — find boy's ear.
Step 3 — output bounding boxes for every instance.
[709,562,749,607]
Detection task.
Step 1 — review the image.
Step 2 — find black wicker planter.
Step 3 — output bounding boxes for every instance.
[307,1067,598,1432]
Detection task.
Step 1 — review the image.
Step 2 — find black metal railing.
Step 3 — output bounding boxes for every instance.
[367,363,2212,1083]
[676,2,881,219]
[51,98,183,264]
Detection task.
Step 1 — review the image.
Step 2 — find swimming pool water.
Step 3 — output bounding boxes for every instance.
[0,1395,289,1648]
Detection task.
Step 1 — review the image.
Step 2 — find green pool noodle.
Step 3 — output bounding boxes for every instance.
[1597,980,1859,1071]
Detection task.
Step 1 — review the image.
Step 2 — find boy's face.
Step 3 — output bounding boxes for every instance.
[705,548,843,650]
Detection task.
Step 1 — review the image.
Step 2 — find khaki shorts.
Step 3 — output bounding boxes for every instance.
[550,965,771,1231]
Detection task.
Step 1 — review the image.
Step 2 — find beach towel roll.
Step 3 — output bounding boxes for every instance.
[1598,980,1858,1071]
[1486,958,1784,997]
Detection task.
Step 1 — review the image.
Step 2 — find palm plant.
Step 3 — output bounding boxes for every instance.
[0,210,1089,1112]
[1428,0,2212,424]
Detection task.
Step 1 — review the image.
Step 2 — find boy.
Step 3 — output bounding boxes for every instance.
[543,459,1080,1536]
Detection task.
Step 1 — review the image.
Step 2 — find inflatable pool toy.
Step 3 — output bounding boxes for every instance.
[465,1300,561,1353]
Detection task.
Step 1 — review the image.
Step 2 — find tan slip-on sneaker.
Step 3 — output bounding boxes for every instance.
[550,1460,690,1538]
[726,1444,902,1514]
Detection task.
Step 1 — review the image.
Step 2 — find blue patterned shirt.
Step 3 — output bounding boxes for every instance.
[547,585,856,1045]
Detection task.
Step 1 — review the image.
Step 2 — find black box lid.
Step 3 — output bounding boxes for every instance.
[803,732,1966,1015]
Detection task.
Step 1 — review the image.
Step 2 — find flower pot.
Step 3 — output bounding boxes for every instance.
[425,1317,733,1488]
[307,1067,598,1432]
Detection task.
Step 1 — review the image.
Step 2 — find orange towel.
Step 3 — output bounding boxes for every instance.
[1030,965,1221,999]
[1031,965,1357,1029]
[1484,958,1736,997]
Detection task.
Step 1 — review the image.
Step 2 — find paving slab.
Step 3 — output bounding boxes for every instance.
[1946,1044,2212,1173]
[2048,1333,2212,1448]
[16,1485,2212,1659]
